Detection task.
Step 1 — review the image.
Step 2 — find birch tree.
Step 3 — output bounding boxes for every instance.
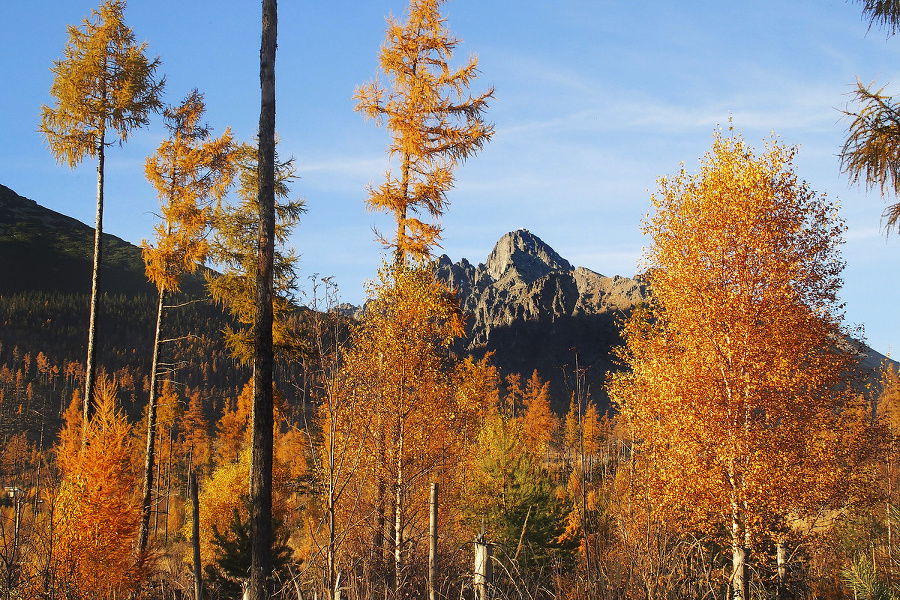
[610,130,857,600]
[40,0,164,430]
[335,263,467,595]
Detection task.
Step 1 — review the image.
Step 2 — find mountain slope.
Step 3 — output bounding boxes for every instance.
[1,185,894,417]
[436,229,650,409]
[437,229,897,410]
[0,184,158,296]
[0,184,252,443]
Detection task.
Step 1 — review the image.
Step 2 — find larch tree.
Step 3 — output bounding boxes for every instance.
[179,390,212,473]
[51,377,143,600]
[206,142,304,366]
[251,0,277,598]
[335,263,466,595]
[139,89,236,561]
[302,277,367,600]
[840,80,900,235]
[857,0,900,34]
[339,0,493,593]
[214,382,253,467]
[354,0,494,265]
[609,130,857,600]
[519,369,555,459]
[841,0,900,235]
[40,0,164,431]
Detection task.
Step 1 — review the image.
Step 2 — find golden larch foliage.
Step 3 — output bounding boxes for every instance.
[354,0,493,263]
[206,142,306,364]
[40,0,164,168]
[143,90,236,293]
[322,263,469,587]
[520,369,555,458]
[51,377,143,599]
[179,390,211,473]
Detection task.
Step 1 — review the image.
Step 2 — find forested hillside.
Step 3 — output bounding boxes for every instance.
[0,184,296,441]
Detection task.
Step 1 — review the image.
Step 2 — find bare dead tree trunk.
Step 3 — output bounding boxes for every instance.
[249,0,277,598]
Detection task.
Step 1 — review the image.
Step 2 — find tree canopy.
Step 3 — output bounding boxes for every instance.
[610,130,858,600]
[354,0,493,263]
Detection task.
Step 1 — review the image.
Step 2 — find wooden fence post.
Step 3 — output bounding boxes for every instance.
[429,482,438,600]
[474,534,492,600]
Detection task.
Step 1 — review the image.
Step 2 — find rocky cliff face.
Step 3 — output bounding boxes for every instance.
[436,229,649,409]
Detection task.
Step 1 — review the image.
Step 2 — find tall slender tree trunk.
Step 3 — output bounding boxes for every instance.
[249,1,277,599]
[429,482,438,600]
[374,445,387,593]
[395,150,410,266]
[394,420,405,596]
[138,287,166,559]
[84,131,105,442]
[191,470,203,600]
[326,428,337,600]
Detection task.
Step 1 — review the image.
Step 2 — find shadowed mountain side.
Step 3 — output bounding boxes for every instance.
[436,229,649,410]
[2,184,895,418]
[437,229,897,411]
[0,183,205,297]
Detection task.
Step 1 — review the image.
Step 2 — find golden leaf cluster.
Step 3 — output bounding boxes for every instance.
[610,130,862,551]
[142,90,236,293]
[40,0,164,168]
[50,378,143,599]
[355,0,493,262]
[206,142,306,364]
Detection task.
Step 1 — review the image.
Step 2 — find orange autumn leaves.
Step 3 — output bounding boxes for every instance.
[609,131,867,586]
[51,379,143,599]
[142,90,235,295]
[354,0,493,264]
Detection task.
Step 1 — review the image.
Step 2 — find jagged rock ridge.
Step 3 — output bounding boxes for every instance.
[436,229,649,408]
[436,229,895,410]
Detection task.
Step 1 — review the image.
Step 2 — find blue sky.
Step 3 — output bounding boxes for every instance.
[1,0,899,356]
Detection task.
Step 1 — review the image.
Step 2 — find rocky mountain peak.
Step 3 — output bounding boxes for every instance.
[484,229,572,284]
[433,230,648,409]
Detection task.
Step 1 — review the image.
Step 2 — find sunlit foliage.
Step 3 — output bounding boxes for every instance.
[39,0,164,169]
[841,79,900,235]
[206,142,306,364]
[143,90,236,293]
[610,130,860,599]
[51,377,143,599]
[40,0,165,424]
[354,0,493,262]
[324,263,469,594]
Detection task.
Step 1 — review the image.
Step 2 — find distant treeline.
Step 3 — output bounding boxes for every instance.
[0,289,316,445]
